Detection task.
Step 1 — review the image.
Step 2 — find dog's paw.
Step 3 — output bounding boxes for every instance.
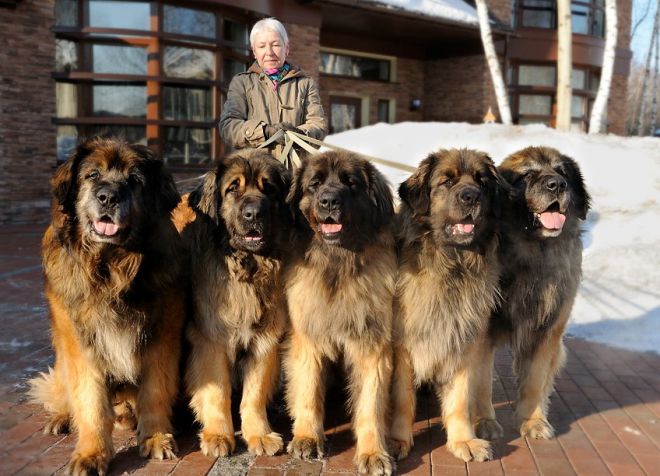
[356,451,393,476]
[520,418,555,439]
[287,435,324,460]
[139,432,177,460]
[388,438,412,461]
[199,431,235,457]
[246,432,283,456]
[447,438,492,462]
[67,452,109,476]
[113,402,137,431]
[475,418,504,440]
[44,413,70,435]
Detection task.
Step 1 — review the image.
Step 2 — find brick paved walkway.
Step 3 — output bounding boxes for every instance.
[1,225,659,475]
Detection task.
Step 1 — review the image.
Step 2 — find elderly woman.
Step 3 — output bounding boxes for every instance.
[219,18,327,155]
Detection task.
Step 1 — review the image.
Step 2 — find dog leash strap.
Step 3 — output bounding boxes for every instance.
[257,128,285,150]
[286,131,416,173]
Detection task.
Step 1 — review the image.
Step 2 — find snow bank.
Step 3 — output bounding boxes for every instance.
[323,122,660,354]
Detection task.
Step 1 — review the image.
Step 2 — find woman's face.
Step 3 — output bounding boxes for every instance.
[252,29,288,70]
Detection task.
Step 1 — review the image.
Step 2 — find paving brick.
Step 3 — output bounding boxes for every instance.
[526,437,576,476]
[557,421,611,476]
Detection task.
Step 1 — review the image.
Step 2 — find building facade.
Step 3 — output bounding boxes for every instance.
[0,0,632,224]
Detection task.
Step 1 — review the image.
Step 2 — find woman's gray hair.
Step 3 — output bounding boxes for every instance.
[249,18,289,47]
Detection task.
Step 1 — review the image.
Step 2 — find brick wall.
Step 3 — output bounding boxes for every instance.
[0,0,56,225]
[285,22,321,84]
[319,57,425,129]
[424,55,495,124]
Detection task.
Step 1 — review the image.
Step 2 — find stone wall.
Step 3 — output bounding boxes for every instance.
[0,0,56,224]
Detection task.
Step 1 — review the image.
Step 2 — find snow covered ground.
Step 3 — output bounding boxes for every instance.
[323,122,660,354]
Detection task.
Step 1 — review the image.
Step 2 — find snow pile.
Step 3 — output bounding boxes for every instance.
[362,0,480,26]
[324,122,660,354]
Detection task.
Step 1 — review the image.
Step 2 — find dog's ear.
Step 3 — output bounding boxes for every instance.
[365,160,394,228]
[399,154,436,215]
[273,162,292,204]
[52,141,93,211]
[561,154,591,220]
[188,169,220,224]
[132,144,181,214]
[286,158,306,209]
[485,160,511,219]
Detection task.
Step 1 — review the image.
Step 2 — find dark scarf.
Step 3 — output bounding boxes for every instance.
[263,62,290,91]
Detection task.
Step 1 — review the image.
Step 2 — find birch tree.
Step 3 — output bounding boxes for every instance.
[650,23,659,133]
[589,0,618,133]
[556,0,573,131]
[636,1,660,135]
[475,0,512,124]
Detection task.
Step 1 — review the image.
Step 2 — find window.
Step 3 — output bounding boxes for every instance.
[163,5,216,39]
[320,50,392,82]
[88,0,150,30]
[510,63,601,131]
[520,0,555,28]
[329,96,362,133]
[517,0,605,37]
[53,0,252,166]
[378,99,391,123]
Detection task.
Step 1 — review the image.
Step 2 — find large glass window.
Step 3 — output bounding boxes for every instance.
[55,40,78,72]
[53,0,252,166]
[163,5,215,39]
[321,51,392,81]
[55,0,78,27]
[163,47,215,79]
[162,86,212,121]
[518,65,555,86]
[517,0,605,37]
[92,45,147,74]
[511,62,601,131]
[92,85,146,117]
[88,0,150,30]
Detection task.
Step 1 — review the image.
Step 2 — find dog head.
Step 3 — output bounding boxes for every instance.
[188,148,291,254]
[287,151,394,249]
[51,137,180,247]
[499,146,590,239]
[399,149,504,248]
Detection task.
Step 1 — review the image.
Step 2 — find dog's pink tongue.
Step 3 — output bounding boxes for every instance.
[452,223,474,234]
[321,223,342,234]
[539,212,566,230]
[94,220,119,236]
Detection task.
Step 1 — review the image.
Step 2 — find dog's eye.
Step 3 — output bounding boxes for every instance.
[226,179,240,194]
[439,178,453,188]
[308,177,321,190]
[554,165,566,176]
[86,170,100,181]
[128,172,144,185]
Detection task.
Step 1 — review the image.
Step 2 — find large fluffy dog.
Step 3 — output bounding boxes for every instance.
[473,146,590,441]
[390,149,505,463]
[176,149,291,457]
[30,137,185,475]
[284,151,397,475]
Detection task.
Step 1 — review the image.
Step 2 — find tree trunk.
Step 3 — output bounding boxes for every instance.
[556,0,573,131]
[589,0,618,134]
[637,1,660,135]
[651,26,659,134]
[475,0,512,125]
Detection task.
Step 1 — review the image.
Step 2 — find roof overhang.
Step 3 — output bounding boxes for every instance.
[316,0,509,60]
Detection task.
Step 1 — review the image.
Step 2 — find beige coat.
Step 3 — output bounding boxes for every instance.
[219,62,327,154]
